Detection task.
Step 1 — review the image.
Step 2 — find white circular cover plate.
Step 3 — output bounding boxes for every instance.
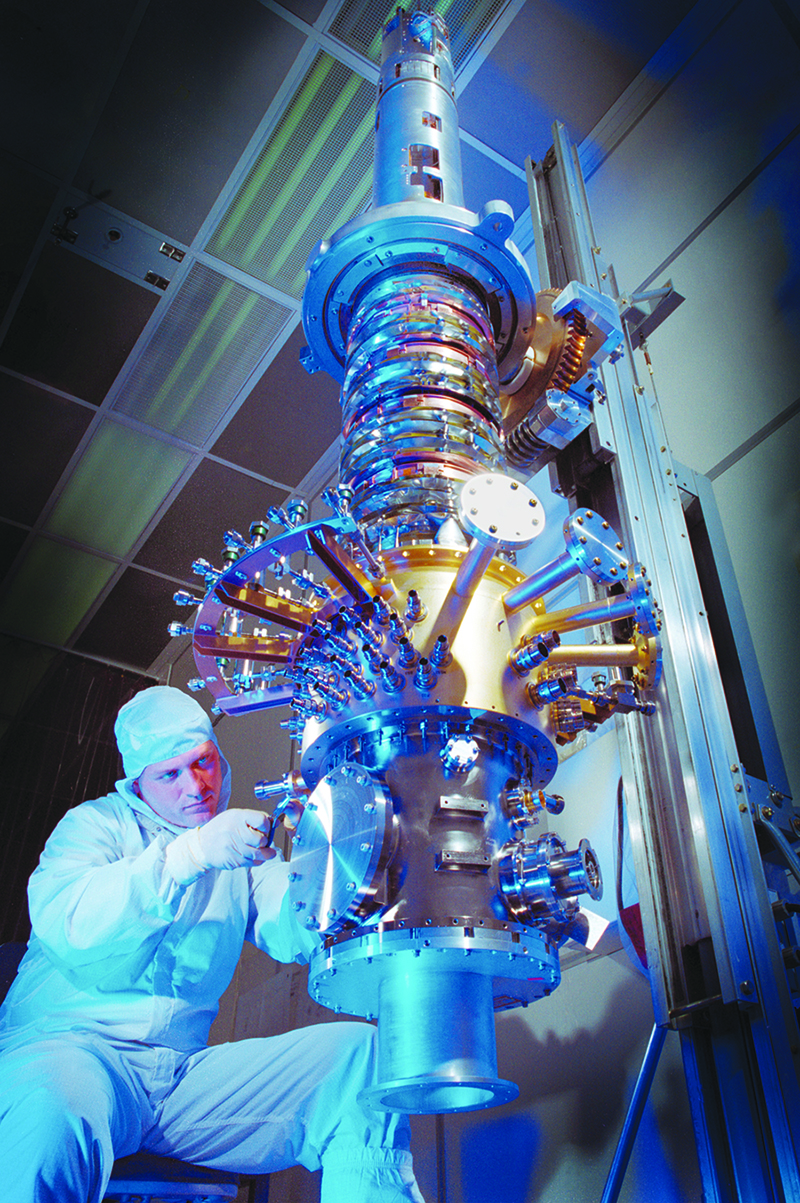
[459,473,544,549]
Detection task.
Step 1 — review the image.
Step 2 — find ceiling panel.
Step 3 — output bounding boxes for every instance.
[133,458,288,579]
[0,245,159,404]
[283,0,328,20]
[211,324,343,482]
[0,1,142,179]
[206,51,376,298]
[0,538,118,647]
[43,422,193,558]
[458,0,696,163]
[74,0,308,243]
[460,139,529,222]
[0,378,94,527]
[112,264,293,443]
[0,524,28,576]
[74,565,189,670]
[0,160,58,325]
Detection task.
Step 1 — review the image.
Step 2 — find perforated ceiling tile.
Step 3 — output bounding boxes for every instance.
[112,264,292,445]
[74,0,306,242]
[134,458,288,579]
[211,324,342,483]
[0,161,58,327]
[0,538,117,647]
[206,52,375,299]
[281,0,328,22]
[0,2,140,180]
[43,422,193,559]
[0,523,27,578]
[75,565,188,671]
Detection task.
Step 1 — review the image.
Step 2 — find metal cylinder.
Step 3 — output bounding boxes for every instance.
[547,643,640,668]
[362,966,516,1114]
[373,8,463,208]
[453,537,497,598]
[524,593,637,637]
[503,549,575,612]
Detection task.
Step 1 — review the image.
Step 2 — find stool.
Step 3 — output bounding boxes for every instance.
[104,1151,242,1202]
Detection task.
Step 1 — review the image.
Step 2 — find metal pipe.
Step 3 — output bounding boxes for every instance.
[547,644,640,668]
[524,594,636,637]
[629,287,673,303]
[601,1024,667,1203]
[755,820,800,890]
[362,967,515,1114]
[453,537,497,598]
[503,550,577,612]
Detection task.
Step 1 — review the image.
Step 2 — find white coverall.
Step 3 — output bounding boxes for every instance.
[0,746,423,1202]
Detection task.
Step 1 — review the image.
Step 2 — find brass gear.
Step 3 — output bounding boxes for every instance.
[549,307,588,393]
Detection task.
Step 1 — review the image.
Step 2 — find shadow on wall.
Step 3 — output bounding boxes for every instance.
[459,1111,541,1203]
[458,974,696,1202]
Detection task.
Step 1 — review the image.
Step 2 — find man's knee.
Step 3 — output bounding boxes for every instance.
[313,1021,378,1088]
[327,1021,377,1058]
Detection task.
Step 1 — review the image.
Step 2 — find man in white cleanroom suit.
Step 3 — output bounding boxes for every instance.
[0,685,424,1202]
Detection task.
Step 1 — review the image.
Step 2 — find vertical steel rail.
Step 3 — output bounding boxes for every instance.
[529,121,800,1198]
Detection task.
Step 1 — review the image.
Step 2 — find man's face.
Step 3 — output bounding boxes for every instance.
[135,739,222,827]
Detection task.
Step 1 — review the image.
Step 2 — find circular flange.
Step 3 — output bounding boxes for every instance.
[299,705,559,790]
[190,514,357,713]
[564,508,629,584]
[287,762,396,934]
[459,473,544,549]
[360,1072,519,1115]
[631,627,662,690]
[626,565,660,638]
[302,201,535,384]
[307,921,560,1017]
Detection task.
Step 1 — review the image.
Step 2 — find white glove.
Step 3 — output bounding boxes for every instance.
[167,809,275,885]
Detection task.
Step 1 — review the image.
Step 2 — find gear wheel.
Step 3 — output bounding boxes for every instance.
[500,288,594,468]
[549,307,588,392]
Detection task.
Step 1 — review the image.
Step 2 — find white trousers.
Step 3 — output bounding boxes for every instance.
[0,1023,424,1203]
